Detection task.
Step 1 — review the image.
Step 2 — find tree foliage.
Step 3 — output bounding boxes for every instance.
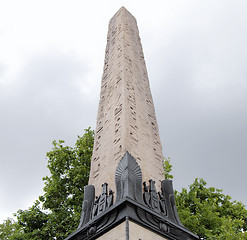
[175,178,247,239]
[0,218,22,239]
[1,128,94,240]
[39,127,94,239]
[163,157,173,179]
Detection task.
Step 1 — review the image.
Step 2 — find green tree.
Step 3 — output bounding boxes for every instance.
[175,178,247,239]
[0,218,22,239]
[163,157,247,239]
[6,127,94,240]
[15,200,49,240]
[39,127,94,239]
[163,157,173,179]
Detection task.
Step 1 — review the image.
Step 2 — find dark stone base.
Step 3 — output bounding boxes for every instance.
[65,152,199,240]
[65,196,198,240]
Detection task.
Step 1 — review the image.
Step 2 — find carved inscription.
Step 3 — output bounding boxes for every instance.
[91,183,114,220]
[89,7,165,196]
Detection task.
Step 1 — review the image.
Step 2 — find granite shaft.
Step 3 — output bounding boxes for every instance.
[89,7,165,195]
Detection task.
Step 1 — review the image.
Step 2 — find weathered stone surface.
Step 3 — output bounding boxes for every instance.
[95,221,169,240]
[129,221,169,240]
[95,222,126,240]
[89,6,164,196]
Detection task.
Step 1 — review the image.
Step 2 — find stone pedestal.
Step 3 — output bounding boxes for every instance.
[96,221,169,240]
[65,152,199,240]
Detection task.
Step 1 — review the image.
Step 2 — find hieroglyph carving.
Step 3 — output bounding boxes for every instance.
[88,7,165,196]
[91,183,114,220]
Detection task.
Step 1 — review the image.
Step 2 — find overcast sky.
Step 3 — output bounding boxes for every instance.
[1,0,247,222]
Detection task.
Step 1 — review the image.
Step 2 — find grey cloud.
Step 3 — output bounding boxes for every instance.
[147,6,247,205]
[0,51,98,216]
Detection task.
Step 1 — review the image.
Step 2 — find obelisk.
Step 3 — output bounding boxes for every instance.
[65,7,199,240]
[89,6,164,196]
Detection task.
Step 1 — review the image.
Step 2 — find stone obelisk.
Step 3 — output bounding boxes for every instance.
[89,6,164,196]
[65,7,199,240]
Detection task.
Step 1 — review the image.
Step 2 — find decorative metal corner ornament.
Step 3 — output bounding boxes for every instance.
[65,152,199,240]
[77,182,114,230]
[161,179,182,225]
[143,179,160,212]
[77,185,95,228]
[91,182,113,219]
[115,151,143,204]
